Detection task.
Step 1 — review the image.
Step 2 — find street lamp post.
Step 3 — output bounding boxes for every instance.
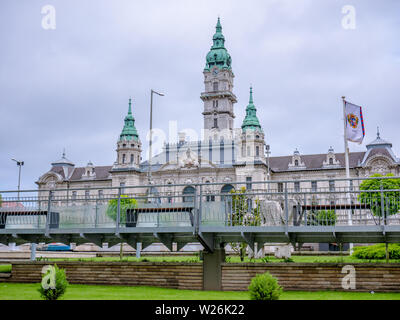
[148,89,164,184]
[265,145,271,192]
[11,158,24,200]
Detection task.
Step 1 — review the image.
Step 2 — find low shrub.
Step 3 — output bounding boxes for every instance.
[352,244,400,260]
[38,264,68,300]
[248,272,282,300]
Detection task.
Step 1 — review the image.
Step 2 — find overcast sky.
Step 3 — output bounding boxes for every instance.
[0,0,399,191]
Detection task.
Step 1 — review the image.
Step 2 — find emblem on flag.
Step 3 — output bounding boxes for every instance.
[347,113,359,129]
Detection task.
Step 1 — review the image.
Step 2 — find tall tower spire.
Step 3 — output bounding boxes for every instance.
[242,87,262,132]
[120,98,139,141]
[201,18,236,137]
[204,17,232,71]
[115,98,142,168]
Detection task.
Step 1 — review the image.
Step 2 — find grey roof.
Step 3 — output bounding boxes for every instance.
[50,165,112,181]
[269,152,366,172]
[366,135,392,149]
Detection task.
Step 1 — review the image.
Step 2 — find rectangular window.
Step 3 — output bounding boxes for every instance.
[213,82,218,91]
[85,190,90,200]
[277,183,283,193]
[120,182,126,194]
[246,177,252,190]
[72,191,77,200]
[311,181,317,192]
[294,181,300,192]
[98,190,103,199]
[329,180,335,192]
[214,118,218,128]
[256,146,260,157]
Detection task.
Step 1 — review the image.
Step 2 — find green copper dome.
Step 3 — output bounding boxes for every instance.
[204,18,232,71]
[241,87,263,132]
[120,98,139,141]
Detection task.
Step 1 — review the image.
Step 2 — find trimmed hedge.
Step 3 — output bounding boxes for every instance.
[248,272,282,300]
[352,244,400,260]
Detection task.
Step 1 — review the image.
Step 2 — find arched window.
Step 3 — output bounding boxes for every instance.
[329,158,334,165]
[183,186,195,203]
[221,184,235,210]
[130,154,134,164]
[294,159,299,166]
[122,154,126,164]
[221,184,234,193]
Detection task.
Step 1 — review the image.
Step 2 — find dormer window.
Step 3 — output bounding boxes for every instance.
[289,149,306,170]
[323,147,339,168]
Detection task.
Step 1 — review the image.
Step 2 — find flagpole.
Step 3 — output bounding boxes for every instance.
[342,97,350,179]
[342,96,353,254]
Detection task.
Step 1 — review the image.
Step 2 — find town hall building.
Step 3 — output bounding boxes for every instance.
[37,18,400,208]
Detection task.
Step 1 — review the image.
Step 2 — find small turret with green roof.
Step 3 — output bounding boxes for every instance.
[120,98,139,141]
[241,87,263,132]
[204,17,232,71]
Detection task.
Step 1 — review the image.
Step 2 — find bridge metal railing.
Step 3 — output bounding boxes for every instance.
[0,176,399,232]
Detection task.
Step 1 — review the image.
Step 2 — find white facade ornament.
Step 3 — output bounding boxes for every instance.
[179,148,199,169]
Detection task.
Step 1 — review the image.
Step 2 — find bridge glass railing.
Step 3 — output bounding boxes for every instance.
[0,176,399,231]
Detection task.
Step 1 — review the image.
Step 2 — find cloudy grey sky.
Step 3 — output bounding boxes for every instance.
[0,0,399,191]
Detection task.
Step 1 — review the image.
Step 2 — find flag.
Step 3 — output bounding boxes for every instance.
[345,101,365,144]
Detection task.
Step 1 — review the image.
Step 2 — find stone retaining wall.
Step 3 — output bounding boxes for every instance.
[1,261,203,290]
[2,262,400,292]
[222,263,400,292]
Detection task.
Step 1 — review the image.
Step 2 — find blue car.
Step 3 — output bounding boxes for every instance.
[45,243,71,251]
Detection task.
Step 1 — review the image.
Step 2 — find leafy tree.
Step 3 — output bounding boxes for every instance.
[106,195,138,223]
[358,173,400,217]
[228,187,261,261]
[106,195,137,260]
[307,209,337,226]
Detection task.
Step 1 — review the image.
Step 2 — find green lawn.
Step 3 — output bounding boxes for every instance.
[0,283,399,300]
[45,255,400,264]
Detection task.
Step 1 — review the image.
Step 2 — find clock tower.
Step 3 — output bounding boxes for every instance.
[201,18,237,140]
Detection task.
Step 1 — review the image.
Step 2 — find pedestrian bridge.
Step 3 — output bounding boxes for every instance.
[1,177,400,252]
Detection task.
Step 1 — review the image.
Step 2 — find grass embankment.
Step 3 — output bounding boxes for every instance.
[0,283,399,300]
[0,265,11,273]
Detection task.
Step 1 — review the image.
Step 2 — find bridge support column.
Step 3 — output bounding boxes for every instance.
[202,247,225,291]
[30,243,37,261]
